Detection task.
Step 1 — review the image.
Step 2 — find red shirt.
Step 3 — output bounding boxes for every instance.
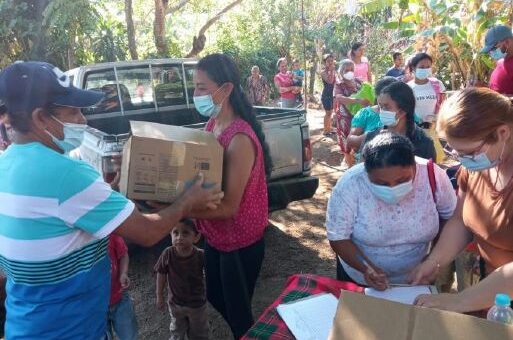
[108,234,128,305]
[274,72,296,99]
[198,118,269,251]
[489,56,513,95]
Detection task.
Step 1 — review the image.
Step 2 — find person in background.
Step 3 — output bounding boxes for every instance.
[291,59,304,104]
[246,66,270,106]
[407,52,446,163]
[321,53,337,136]
[349,42,372,83]
[0,100,13,152]
[349,76,398,138]
[191,54,271,339]
[155,219,208,340]
[333,59,369,167]
[0,61,222,339]
[326,132,456,289]
[385,52,405,80]
[411,88,513,312]
[107,234,138,340]
[359,81,436,160]
[481,24,513,96]
[402,55,415,83]
[274,58,299,108]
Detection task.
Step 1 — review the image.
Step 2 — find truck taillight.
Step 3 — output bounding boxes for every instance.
[302,126,312,172]
[102,155,121,183]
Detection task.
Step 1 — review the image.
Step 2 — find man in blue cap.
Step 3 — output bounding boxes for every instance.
[482,24,513,95]
[0,61,222,339]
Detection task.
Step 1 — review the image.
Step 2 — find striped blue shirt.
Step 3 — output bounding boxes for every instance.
[0,142,134,339]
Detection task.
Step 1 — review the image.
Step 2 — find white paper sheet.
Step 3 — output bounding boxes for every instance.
[276,293,339,340]
[364,285,434,305]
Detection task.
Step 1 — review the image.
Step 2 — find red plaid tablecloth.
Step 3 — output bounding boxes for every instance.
[242,274,364,340]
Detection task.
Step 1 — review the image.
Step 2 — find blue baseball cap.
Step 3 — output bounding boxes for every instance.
[482,25,513,53]
[0,61,104,114]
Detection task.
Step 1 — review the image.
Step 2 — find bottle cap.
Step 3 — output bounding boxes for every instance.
[495,293,511,307]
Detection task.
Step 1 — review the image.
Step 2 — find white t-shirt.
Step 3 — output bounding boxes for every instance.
[408,79,445,123]
[325,157,457,285]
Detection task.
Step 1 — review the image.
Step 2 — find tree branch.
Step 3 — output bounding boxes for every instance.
[185,0,243,57]
[166,0,191,14]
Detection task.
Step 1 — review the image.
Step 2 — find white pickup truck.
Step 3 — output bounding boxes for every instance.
[66,58,318,211]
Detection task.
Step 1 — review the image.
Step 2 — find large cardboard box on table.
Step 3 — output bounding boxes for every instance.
[329,291,513,340]
[120,121,223,203]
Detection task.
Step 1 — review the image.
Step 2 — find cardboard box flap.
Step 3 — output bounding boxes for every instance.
[329,291,412,340]
[129,120,219,147]
[329,291,513,340]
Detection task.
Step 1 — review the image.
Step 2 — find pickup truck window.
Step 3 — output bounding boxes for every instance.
[115,66,154,111]
[184,64,195,104]
[82,66,154,115]
[152,65,187,107]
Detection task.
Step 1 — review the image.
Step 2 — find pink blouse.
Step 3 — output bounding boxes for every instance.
[197,118,269,252]
[354,58,370,82]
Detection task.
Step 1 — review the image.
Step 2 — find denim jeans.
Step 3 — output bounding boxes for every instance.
[106,291,138,340]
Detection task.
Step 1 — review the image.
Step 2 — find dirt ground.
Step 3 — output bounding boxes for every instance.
[128,108,344,339]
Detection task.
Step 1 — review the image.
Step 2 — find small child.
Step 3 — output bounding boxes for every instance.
[155,219,208,340]
[291,60,304,103]
[107,234,138,340]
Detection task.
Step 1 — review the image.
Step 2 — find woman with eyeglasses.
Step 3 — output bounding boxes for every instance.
[411,88,513,312]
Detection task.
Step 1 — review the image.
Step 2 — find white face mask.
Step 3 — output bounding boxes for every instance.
[343,71,355,81]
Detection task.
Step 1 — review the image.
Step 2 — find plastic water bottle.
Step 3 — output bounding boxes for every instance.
[487,294,513,324]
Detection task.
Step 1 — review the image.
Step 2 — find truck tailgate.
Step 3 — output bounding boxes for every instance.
[261,112,305,180]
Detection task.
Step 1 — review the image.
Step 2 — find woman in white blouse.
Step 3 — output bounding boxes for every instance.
[326,132,456,290]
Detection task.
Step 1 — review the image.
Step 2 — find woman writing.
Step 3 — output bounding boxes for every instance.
[326,132,456,288]
[190,54,272,338]
[411,88,513,312]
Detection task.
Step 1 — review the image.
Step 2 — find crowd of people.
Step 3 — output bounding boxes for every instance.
[1,23,513,340]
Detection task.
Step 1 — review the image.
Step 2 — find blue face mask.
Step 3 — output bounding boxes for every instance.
[193,87,224,118]
[415,67,431,80]
[369,180,413,204]
[46,116,87,153]
[379,110,397,127]
[458,152,497,171]
[490,47,507,61]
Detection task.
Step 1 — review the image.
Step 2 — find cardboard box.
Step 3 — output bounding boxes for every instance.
[120,121,223,203]
[329,291,513,340]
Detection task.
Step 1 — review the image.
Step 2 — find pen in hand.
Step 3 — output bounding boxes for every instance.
[357,254,389,290]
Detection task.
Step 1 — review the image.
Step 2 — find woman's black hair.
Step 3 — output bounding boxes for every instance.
[350,42,364,56]
[409,52,433,71]
[363,132,415,173]
[196,53,273,177]
[379,81,416,140]
[374,76,398,98]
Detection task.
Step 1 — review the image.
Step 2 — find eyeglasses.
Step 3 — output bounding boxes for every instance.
[445,140,488,161]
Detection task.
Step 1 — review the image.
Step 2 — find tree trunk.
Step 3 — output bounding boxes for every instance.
[30,0,50,60]
[125,0,138,60]
[154,0,169,57]
[185,0,243,58]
